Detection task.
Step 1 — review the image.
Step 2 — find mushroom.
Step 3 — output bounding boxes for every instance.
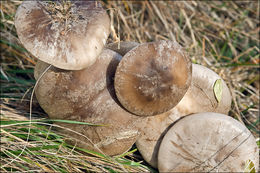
[106,41,139,56]
[114,40,192,116]
[15,1,110,70]
[34,49,145,156]
[173,64,232,115]
[136,63,232,168]
[158,112,259,172]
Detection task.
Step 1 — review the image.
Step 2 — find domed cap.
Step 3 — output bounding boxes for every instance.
[114,40,192,116]
[15,0,110,70]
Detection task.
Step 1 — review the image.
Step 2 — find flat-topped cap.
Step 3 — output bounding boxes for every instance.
[158,113,259,172]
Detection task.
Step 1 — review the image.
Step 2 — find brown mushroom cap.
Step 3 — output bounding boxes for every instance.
[105,41,139,56]
[158,112,259,172]
[114,40,192,116]
[136,63,232,168]
[35,49,144,156]
[15,1,110,70]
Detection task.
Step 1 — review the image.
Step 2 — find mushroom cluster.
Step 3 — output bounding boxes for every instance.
[15,1,258,172]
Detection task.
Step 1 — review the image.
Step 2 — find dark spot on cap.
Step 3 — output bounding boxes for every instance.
[78,15,84,20]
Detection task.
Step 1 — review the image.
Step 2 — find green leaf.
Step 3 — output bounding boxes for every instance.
[213,79,223,103]
[244,159,256,173]
[115,148,137,158]
[257,139,260,148]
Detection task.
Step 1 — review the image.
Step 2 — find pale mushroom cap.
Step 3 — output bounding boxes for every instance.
[15,1,110,70]
[136,63,232,168]
[158,112,259,172]
[106,41,139,56]
[136,109,180,168]
[114,40,192,116]
[35,49,144,156]
[176,63,232,115]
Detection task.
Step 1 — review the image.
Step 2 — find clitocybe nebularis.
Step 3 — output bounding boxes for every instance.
[15,1,110,70]
[114,40,192,116]
[34,49,144,156]
[136,63,232,168]
[158,112,259,172]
